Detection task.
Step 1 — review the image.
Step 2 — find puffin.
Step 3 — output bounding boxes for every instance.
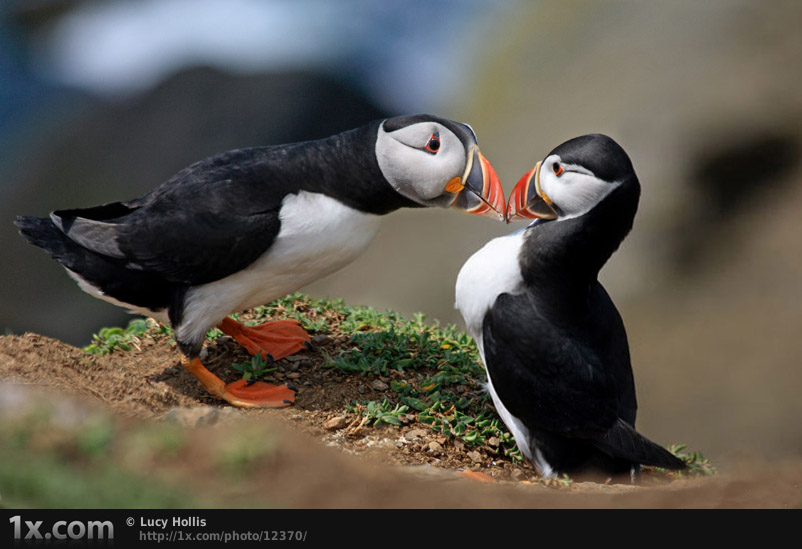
[17,114,505,409]
[455,134,685,479]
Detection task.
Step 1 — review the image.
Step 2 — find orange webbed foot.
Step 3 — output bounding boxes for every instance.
[224,379,297,408]
[218,317,311,361]
[181,356,296,408]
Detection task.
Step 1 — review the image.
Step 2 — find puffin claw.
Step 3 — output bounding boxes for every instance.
[287,384,299,393]
[303,340,314,352]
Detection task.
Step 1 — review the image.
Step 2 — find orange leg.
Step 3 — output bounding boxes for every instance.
[218,317,311,361]
[181,355,296,408]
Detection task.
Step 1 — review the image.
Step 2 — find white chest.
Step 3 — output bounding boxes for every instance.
[177,191,381,341]
[262,190,382,285]
[454,229,526,344]
[454,228,555,476]
[216,190,381,309]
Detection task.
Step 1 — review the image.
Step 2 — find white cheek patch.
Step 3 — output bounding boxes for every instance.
[541,164,620,221]
[375,123,465,204]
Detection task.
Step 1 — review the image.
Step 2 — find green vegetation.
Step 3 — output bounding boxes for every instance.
[345,400,410,427]
[83,317,224,356]
[666,444,716,476]
[0,401,293,508]
[231,354,276,381]
[419,404,522,460]
[0,403,199,508]
[214,425,280,477]
[83,318,154,355]
[264,293,525,460]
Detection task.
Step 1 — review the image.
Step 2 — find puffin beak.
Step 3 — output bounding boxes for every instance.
[449,146,506,221]
[506,161,558,223]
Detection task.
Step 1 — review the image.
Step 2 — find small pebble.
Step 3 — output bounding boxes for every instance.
[405,429,427,440]
[323,416,348,431]
[370,379,389,391]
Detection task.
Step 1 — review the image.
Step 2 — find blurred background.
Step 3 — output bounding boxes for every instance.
[1,0,800,467]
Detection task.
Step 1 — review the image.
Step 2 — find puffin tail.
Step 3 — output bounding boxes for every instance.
[15,215,74,263]
[593,419,686,471]
[15,201,135,269]
[15,213,112,286]
[15,210,174,313]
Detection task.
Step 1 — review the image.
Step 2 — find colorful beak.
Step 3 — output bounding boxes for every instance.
[450,146,506,221]
[505,161,558,223]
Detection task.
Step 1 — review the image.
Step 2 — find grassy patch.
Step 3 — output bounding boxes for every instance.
[0,405,198,508]
[0,449,194,509]
[345,400,410,427]
[214,425,280,477]
[666,444,717,476]
[231,354,277,381]
[83,318,155,355]
[271,294,523,461]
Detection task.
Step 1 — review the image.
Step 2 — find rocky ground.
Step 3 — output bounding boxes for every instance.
[1,308,800,509]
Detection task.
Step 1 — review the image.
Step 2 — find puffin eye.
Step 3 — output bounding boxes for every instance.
[424,133,441,154]
[552,162,564,176]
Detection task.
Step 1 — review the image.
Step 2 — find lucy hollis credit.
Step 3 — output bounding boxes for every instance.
[140,517,206,529]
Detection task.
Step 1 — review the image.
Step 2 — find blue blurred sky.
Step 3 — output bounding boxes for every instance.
[22,0,519,111]
[0,0,523,346]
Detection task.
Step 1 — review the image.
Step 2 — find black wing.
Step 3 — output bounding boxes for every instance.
[483,287,683,469]
[587,283,638,425]
[482,289,620,437]
[52,148,289,286]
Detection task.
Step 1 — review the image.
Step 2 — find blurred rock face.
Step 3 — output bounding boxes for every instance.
[468,0,801,294]
[455,0,802,459]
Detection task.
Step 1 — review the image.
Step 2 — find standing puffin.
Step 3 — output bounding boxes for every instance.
[455,134,684,479]
[17,114,504,409]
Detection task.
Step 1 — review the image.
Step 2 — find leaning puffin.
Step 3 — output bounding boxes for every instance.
[455,134,684,479]
[17,114,504,409]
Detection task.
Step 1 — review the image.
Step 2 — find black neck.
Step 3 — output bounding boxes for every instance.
[518,183,638,319]
[249,121,421,215]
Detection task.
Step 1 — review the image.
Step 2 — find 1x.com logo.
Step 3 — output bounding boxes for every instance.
[9,515,114,541]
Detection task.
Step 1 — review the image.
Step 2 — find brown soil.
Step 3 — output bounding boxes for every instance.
[1,326,801,509]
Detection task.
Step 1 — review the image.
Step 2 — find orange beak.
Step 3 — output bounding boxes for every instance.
[450,146,506,221]
[505,161,558,223]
